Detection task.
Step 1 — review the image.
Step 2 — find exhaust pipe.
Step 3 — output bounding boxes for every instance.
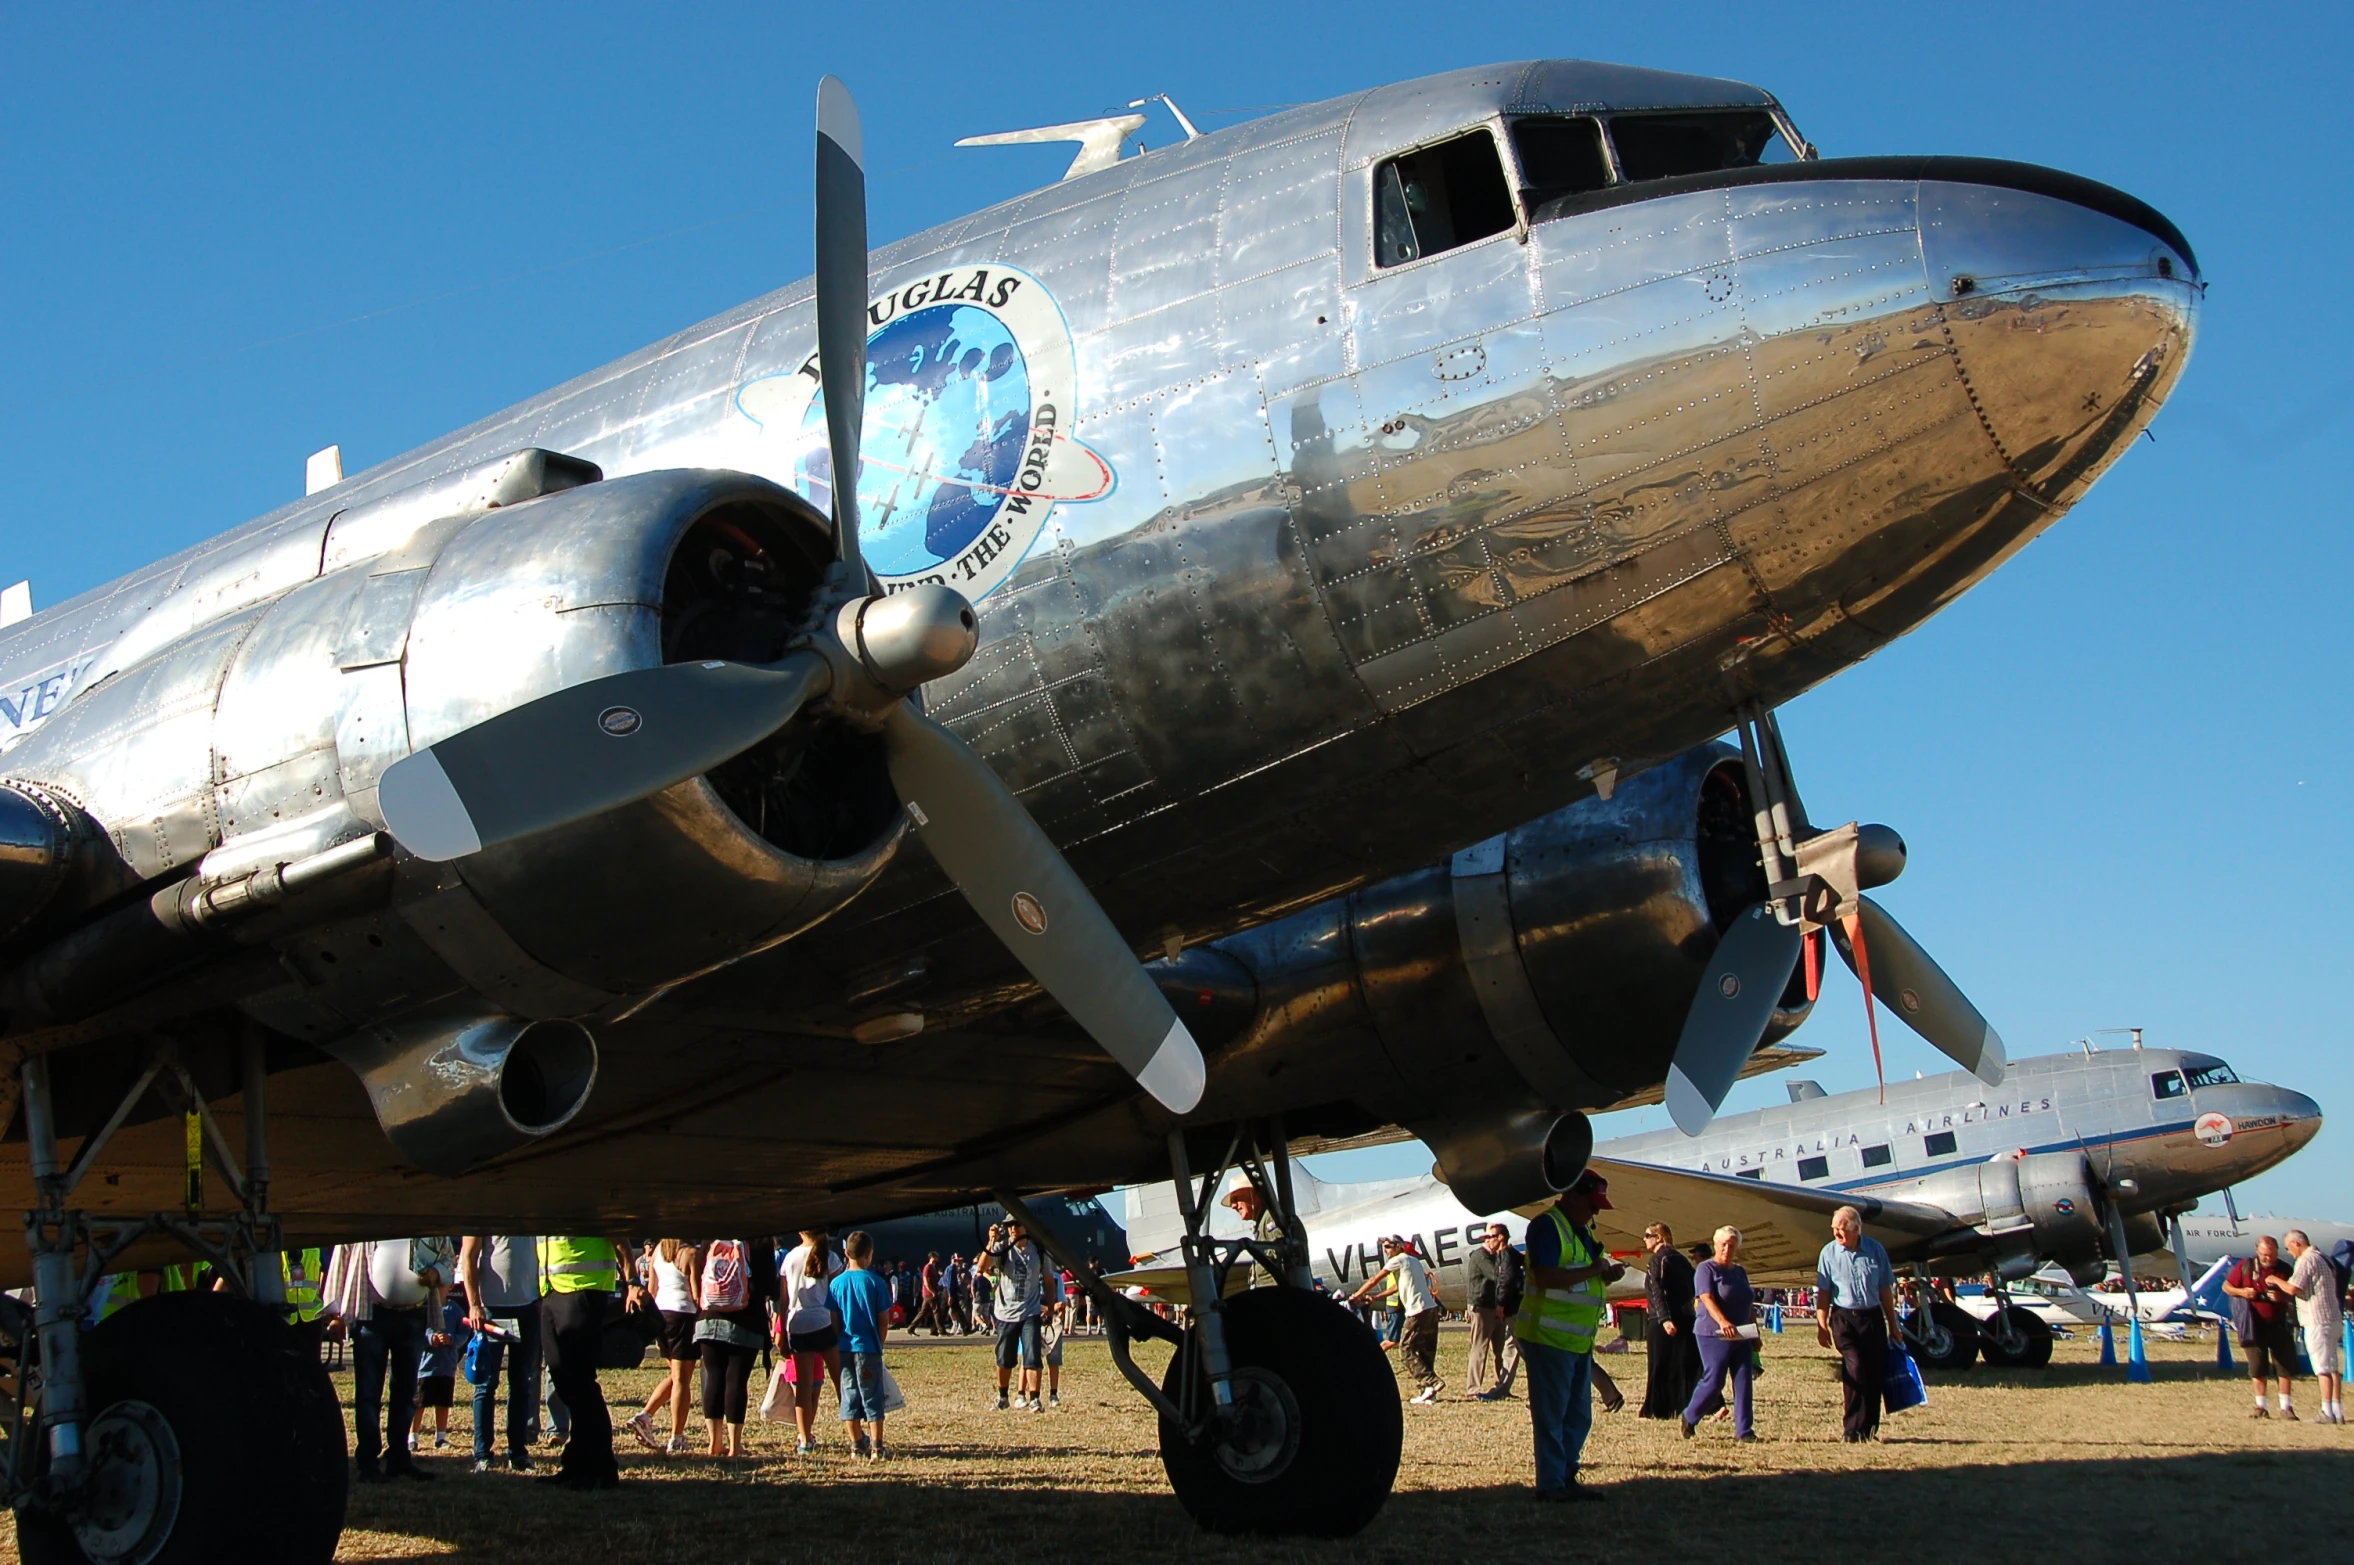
[327,1003,598,1175]
[1423,1108,1594,1215]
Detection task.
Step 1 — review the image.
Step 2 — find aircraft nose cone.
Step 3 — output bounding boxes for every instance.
[1918,171,2200,508]
[2279,1090,2324,1151]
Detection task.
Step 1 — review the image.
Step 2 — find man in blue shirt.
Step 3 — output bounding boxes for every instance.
[1813,1206,1900,1442]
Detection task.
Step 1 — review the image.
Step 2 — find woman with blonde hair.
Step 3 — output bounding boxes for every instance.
[628,1240,700,1454]
[777,1227,844,1454]
[1681,1225,1760,1441]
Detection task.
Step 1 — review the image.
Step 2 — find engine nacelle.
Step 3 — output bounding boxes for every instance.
[1912,1150,2106,1276]
[396,470,904,997]
[1185,746,1811,1185]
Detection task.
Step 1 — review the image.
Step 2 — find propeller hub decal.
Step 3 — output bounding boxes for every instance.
[1718,974,1740,998]
[735,263,1112,603]
[1011,891,1048,935]
[597,706,644,737]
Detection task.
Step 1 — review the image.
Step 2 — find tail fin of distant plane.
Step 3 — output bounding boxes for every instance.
[2182,1254,2236,1321]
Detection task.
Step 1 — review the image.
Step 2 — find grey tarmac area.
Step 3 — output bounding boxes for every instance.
[12,1326,2348,1562]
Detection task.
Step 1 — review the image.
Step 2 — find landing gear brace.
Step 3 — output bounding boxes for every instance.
[997,1116,1401,1537]
[6,1030,346,1565]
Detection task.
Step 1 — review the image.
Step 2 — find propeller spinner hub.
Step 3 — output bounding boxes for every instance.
[849,582,980,692]
[1854,823,1907,890]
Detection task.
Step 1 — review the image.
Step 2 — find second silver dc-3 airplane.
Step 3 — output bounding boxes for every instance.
[1124,1040,2317,1371]
[0,53,2195,1557]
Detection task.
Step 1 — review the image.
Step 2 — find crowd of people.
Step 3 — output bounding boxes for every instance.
[94,1185,2353,1505]
[1386,1172,1914,1500]
[286,1216,1094,1487]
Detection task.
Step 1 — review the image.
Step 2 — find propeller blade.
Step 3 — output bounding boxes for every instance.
[1829,895,2007,1086]
[813,75,869,576]
[379,653,831,862]
[1664,904,1803,1135]
[880,704,1205,1114]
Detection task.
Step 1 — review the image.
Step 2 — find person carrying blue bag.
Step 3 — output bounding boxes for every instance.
[1815,1206,1901,1443]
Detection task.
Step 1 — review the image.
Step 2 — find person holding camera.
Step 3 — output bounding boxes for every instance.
[978,1217,1048,1412]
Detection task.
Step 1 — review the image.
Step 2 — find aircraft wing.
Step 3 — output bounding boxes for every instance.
[1587,1156,1959,1281]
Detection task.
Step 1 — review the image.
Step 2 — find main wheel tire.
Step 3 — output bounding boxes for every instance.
[15,1294,346,1565]
[1159,1286,1401,1537]
[1978,1305,2055,1368]
[1909,1301,1981,1372]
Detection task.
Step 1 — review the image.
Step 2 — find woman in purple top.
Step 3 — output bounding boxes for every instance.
[1681,1225,1759,1441]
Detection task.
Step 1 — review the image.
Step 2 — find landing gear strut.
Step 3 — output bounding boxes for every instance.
[998,1117,1400,1537]
[7,1032,345,1564]
[1897,1271,1979,1372]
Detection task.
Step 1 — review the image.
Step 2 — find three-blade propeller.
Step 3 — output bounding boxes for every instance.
[378,78,1205,1114]
[1664,713,2006,1136]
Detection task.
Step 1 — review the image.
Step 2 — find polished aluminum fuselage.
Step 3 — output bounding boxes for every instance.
[1603,1049,2320,1225]
[0,60,2200,1252]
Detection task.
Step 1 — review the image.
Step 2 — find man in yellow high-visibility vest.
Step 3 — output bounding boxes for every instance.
[1512,1168,1624,1502]
[535,1235,643,1489]
[282,1248,326,1323]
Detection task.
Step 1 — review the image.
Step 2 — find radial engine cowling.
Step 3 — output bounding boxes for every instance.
[1912,1150,2107,1279]
[395,470,906,998]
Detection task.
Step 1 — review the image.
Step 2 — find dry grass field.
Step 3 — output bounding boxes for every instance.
[11,1324,2352,1562]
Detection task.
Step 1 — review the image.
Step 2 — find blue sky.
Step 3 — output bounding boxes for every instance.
[4,5,2347,1216]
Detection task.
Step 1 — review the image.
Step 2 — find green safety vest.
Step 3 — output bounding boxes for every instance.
[1512,1206,1605,1354]
[158,1263,199,1293]
[93,1274,137,1320]
[283,1248,326,1322]
[537,1236,618,1295]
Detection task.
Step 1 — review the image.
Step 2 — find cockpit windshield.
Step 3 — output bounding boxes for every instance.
[2182,1057,2240,1089]
[1607,110,1791,181]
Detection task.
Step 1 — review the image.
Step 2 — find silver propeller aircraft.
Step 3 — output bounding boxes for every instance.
[0,55,2195,1557]
[1121,1043,2316,1370]
[1590,1042,2318,1367]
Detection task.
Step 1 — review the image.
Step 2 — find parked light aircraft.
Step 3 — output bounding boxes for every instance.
[0,56,2195,1554]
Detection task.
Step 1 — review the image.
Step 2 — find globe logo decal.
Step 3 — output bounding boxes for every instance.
[798,304,1029,578]
[733,264,1113,602]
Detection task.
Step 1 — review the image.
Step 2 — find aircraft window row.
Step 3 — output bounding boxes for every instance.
[1376,110,1795,268]
[2152,1070,2188,1100]
[1861,1143,1893,1169]
[1924,1130,1958,1157]
[1737,1168,1763,1180]
[1797,1155,1829,1182]
[2184,1059,2240,1089]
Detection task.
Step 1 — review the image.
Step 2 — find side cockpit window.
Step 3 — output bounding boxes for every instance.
[2151,1070,2187,1100]
[1607,110,1788,182]
[1373,129,1515,267]
[1510,116,1611,208]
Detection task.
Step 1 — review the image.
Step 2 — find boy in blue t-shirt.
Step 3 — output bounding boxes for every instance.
[829,1231,895,1458]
